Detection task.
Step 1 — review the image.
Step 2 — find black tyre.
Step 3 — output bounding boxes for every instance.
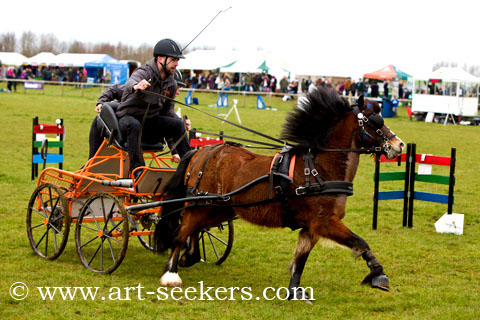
[27,183,70,260]
[75,193,129,274]
[200,220,234,265]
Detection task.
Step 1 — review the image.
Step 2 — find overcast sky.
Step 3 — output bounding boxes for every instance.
[2,0,479,77]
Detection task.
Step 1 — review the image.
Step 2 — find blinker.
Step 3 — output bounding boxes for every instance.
[368,114,384,129]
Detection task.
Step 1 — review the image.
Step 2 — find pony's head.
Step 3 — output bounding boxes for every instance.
[352,95,404,159]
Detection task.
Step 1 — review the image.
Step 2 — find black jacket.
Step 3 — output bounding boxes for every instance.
[97,84,124,105]
[116,58,177,119]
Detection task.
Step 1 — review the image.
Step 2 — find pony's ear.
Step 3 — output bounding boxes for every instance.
[357,95,365,110]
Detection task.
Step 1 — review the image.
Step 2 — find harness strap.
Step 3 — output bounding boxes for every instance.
[190,143,225,195]
[185,145,215,184]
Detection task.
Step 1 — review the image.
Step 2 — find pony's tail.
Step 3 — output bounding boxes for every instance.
[153,149,198,253]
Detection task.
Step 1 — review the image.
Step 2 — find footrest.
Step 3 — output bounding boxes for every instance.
[101,179,133,188]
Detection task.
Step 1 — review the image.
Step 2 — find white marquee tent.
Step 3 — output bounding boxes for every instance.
[25,52,58,66]
[0,52,28,66]
[54,53,111,67]
[412,67,480,116]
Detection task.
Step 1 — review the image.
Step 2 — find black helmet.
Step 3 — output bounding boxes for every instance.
[153,39,185,59]
[174,69,185,87]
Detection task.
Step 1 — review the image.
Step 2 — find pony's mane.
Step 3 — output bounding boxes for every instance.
[280,86,352,150]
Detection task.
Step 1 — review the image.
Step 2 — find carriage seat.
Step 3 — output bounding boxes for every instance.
[98,102,166,152]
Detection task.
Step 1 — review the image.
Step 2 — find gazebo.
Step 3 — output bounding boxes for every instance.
[363,64,411,80]
[412,67,479,117]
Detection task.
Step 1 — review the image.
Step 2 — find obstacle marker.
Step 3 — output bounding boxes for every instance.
[184,91,198,105]
[221,98,242,124]
[217,92,229,116]
[372,143,456,229]
[257,95,266,109]
[32,117,64,180]
[189,129,224,148]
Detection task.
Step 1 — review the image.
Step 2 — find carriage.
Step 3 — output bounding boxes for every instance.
[27,88,405,300]
[26,102,233,274]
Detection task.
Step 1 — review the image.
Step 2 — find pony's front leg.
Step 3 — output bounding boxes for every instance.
[160,246,183,287]
[287,228,319,302]
[324,215,389,291]
[179,232,201,267]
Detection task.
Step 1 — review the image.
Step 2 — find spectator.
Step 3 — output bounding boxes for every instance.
[270,75,277,93]
[345,77,351,96]
[6,67,15,92]
[223,73,231,90]
[370,81,379,98]
[279,76,289,93]
[305,76,312,93]
[338,81,345,95]
[104,70,111,84]
[383,80,389,98]
[253,73,262,92]
[242,72,252,91]
[57,67,65,82]
[356,78,365,97]
[349,79,356,97]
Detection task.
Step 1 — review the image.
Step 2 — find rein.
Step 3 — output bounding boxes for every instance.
[139,89,389,155]
[140,89,288,146]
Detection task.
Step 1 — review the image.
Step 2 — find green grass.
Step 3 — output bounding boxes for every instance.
[1,86,480,319]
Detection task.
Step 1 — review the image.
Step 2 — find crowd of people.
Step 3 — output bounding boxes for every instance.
[299,76,411,100]
[2,65,112,92]
[180,71,301,94]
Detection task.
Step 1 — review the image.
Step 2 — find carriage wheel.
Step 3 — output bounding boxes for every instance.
[75,193,129,274]
[200,219,234,265]
[27,183,70,260]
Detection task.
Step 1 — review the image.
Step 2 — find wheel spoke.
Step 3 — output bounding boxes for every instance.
[30,222,45,230]
[53,228,58,253]
[102,234,122,243]
[80,235,99,249]
[106,219,124,235]
[100,237,104,271]
[44,225,49,257]
[207,233,220,260]
[77,223,99,232]
[205,230,228,246]
[47,221,65,236]
[31,206,48,219]
[106,237,116,263]
[35,228,48,248]
[87,241,103,268]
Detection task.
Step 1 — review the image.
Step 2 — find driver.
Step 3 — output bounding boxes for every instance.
[87,70,189,161]
[116,39,191,179]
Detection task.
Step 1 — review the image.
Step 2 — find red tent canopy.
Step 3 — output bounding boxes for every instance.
[363,65,398,80]
[364,64,411,81]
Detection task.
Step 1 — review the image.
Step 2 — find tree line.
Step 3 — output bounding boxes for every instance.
[1,31,479,77]
[0,31,210,64]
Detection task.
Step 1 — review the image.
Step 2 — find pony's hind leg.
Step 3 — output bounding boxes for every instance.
[322,214,389,291]
[288,228,319,302]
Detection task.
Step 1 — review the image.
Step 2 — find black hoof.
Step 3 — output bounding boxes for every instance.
[179,251,201,268]
[286,288,312,303]
[372,275,389,291]
[362,273,389,291]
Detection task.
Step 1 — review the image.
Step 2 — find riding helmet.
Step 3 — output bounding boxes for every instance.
[174,70,185,87]
[153,39,185,59]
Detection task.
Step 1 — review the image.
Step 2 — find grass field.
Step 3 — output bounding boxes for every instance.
[0,85,479,319]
